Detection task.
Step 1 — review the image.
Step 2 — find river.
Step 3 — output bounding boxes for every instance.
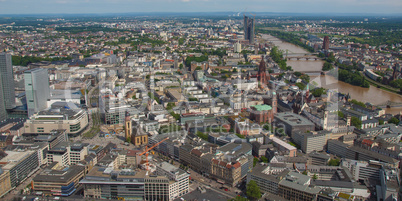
[262,34,402,115]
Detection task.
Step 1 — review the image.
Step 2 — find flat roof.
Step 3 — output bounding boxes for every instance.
[275,112,314,127]
[279,171,321,194]
[0,150,35,170]
[33,166,85,183]
[270,136,297,151]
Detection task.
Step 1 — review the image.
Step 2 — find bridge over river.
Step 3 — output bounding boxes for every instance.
[375,101,402,108]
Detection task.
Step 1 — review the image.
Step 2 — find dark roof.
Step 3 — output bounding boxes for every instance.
[33,165,85,183]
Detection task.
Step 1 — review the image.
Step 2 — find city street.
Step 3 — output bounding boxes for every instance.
[186,169,239,198]
[2,167,43,201]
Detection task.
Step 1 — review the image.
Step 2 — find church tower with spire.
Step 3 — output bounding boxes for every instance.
[272,91,277,115]
[124,112,132,142]
[257,56,270,87]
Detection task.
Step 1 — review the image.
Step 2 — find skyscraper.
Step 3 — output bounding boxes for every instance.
[244,16,255,44]
[24,68,50,117]
[323,36,330,50]
[0,79,6,121]
[0,53,16,109]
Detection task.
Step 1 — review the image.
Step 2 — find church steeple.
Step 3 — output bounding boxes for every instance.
[257,56,269,87]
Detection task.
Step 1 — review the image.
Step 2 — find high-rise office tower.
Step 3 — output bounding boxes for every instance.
[0,53,16,109]
[0,80,6,121]
[323,36,330,50]
[24,68,50,117]
[244,16,255,44]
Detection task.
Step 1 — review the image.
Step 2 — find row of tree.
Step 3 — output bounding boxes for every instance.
[269,46,291,71]
[185,55,208,67]
[333,69,370,88]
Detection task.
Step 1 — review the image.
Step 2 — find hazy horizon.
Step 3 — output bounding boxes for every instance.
[0,0,401,16]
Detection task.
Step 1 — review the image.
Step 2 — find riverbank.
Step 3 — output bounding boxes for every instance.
[360,72,401,95]
[258,29,314,53]
[261,34,402,115]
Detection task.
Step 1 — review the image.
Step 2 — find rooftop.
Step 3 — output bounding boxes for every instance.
[0,150,35,170]
[279,171,321,194]
[275,112,314,127]
[33,165,85,183]
[251,104,272,111]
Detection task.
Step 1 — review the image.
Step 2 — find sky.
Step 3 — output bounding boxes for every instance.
[0,0,401,15]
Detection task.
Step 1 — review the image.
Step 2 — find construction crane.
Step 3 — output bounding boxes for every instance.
[250,13,256,20]
[139,137,169,171]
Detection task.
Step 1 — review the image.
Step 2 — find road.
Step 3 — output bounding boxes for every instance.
[2,167,43,201]
[187,169,239,198]
[87,78,105,108]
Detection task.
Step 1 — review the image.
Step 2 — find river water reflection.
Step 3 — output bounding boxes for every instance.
[262,34,402,115]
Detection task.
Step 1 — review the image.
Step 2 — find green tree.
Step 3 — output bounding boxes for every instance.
[270,46,288,71]
[178,38,185,45]
[300,74,310,82]
[311,88,326,97]
[336,111,344,118]
[185,55,208,67]
[327,52,335,63]
[246,180,261,201]
[253,157,259,167]
[351,117,362,129]
[169,112,180,121]
[166,102,176,110]
[295,83,306,90]
[318,52,325,58]
[196,131,208,141]
[350,99,366,108]
[260,156,269,163]
[294,72,302,77]
[179,63,183,69]
[312,174,318,180]
[379,119,384,125]
[322,62,333,71]
[188,97,198,101]
[350,117,362,129]
[389,117,400,125]
[389,79,402,89]
[328,158,340,166]
[229,196,248,201]
[236,133,245,139]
